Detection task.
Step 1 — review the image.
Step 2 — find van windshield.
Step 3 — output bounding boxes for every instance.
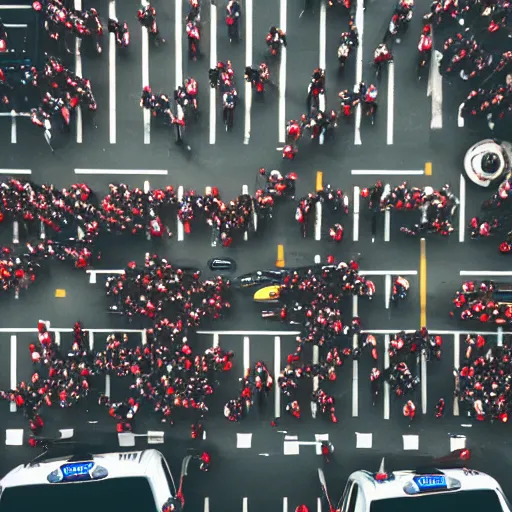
[0,476,158,512]
[370,489,505,512]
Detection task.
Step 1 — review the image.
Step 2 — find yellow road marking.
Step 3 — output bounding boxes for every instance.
[420,238,427,327]
[425,162,432,176]
[316,171,323,192]
[55,289,67,298]
[276,244,285,268]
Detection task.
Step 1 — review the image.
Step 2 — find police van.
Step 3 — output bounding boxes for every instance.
[337,459,511,512]
[0,448,181,512]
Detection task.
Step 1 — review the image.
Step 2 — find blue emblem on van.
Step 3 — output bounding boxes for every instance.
[47,462,108,483]
[414,475,447,491]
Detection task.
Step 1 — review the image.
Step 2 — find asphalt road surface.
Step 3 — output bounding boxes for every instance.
[1,0,512,509]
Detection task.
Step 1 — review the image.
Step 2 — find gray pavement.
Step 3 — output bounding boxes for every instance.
[2,0,512,508]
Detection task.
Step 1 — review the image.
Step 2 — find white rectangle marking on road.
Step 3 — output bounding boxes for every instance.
[243,498,248,512]
[10,335,16,412]
[315,433,329,454]
[213,333,219,348]
[319,0,326,70]
[74,169,168,175]
[197,330,301,336]
[283,497,288,512]
[278,0,287,143]
[11,114,16,144]
[88,330,94,351]
[498,326,503,347]
[384,334,390,419]
[460,271,512,276]
[314,254,321,264]
[315,200,322,241]
[385,274,391,309]
[356,432,372,449]
[5,429,23,445]
[421,348,427,415]
[453,332,460,416]
[317,498,322,512]
[0,169,31,174]
[109,0,116,144]
[105,374,111,398]
[244,0,253,145]
[12,220,19,244]
[384,209,390,242]
[387,61,394,145]
[175,0,183,88]
[274,337,281,418]
[283,441,300,455]
[353,186,360,242]
[403,435,419,450]
[430,50,443,129]
[209,2,217,145]
[141,0,150,144]
[360,270,417,276]
[236,433,252,448]
[352,295,358,418]
[352,170,424,175]
[204,497,210,512]
[177,185,184,241]
[0,4,32,8]
[243,336,250,373]
[75,0,83,144]
[459,174,466,243]
[458,103,465,128]
[354,0,364,145]
[450,435,466,452]
[313,345,319,394]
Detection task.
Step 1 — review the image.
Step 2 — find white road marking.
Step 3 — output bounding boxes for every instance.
[40,220,46,240]
[74,169,167,174]
[213,333,219,348]
[313,344,319,393]
[458,103,465,127]
[384,334,390,419]
[355,432,372,448]
[498,326,504,347]
[243,336,250,373]
[209,1,217,145]
[353,186,360,242]
[244,0,253,144]
[354,0,364,145]
[283,497,288,512]
[88,330,94,351]
[11,112,16,144]
[385,274,391,309]
[278,0,287,144]
[352,295,358,417]
[319,0,326,70]
[317,498,322,512]
[352,169,424,175]
[459,174,466,243]
[387,61,394,145]
[175,0,183,88]
[460,271,512,276]
[197,330,301,336]
[142,0,150,144]
[109,0,116,144]
[403,434,419,450]
[204,497,210,512]
[242,184,249,240]
[453,332,460,416]
[177,185,184,241]
[0,4,32,8]
[75,0,83,144]
[243,497,248,512]
[421,348,427,414]
[105,374,111,398]
[315,200,322,241]
[384,209,390,242]
[0,169,31,174]
[274,336,281,418]
[314,255,321,264]
[430,49,443,129]
[12,220,19,244]
[10,335,16,412]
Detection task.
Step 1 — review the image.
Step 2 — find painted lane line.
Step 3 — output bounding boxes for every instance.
[204,497,210,512]
[319,0,326,69]
[352,169,424,175]
[244,0,253,145]
[243,336,250,373]
[387,61,394,145]
[384,209,390,242]
[460,271,512,276]
[360,270,417,276]
[0,169,31,174]
[11,112,16,144]
[197,330,301,335]
[317,498,322,512]
[385,274,391,309]
[453,332,460,416]
[384,334,390,419]
[10,335,16,412]
[88,330,94,351]
[74,169,168,175]
[315,200,322,241]
[40,221,46,240]
[352,295,358,417]
[4,23,27,28]
[87,269,124,276]
[314,255,321,264]
[283,497,288,512]
[430,48,443,129]
[278,0,287,144]
[274,337,281,418]
[209,1,217,145]
[457,103,464,128]
[142,0,150,144]
[0,4,32,8]
[243,497,248,512]
[177,185,184,241]
[75,0,83,144]
[0,328,145,333]
[175,0,183,89]
[109,0,116,144]
[498,326,504,347]
[242,185,249,240]
[353,186,360,242]
[213,333,219,348]
[105,373,111,398]
[459,174,466,243]
[312,344,319,393]
[354,0,364,145]
[421,347,427,414]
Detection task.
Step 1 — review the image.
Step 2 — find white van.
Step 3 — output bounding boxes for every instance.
[0,448,179,512]
[338,461,512,512]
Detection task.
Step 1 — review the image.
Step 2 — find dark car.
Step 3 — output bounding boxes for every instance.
[207,258,236,272]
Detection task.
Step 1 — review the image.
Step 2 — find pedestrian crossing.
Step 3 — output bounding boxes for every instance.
[0,0,439,149]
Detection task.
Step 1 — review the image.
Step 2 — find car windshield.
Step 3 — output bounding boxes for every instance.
[0,476,158,512]
[370,489,504,512]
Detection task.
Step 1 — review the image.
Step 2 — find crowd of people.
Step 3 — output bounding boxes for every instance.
[361,181,459,237]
